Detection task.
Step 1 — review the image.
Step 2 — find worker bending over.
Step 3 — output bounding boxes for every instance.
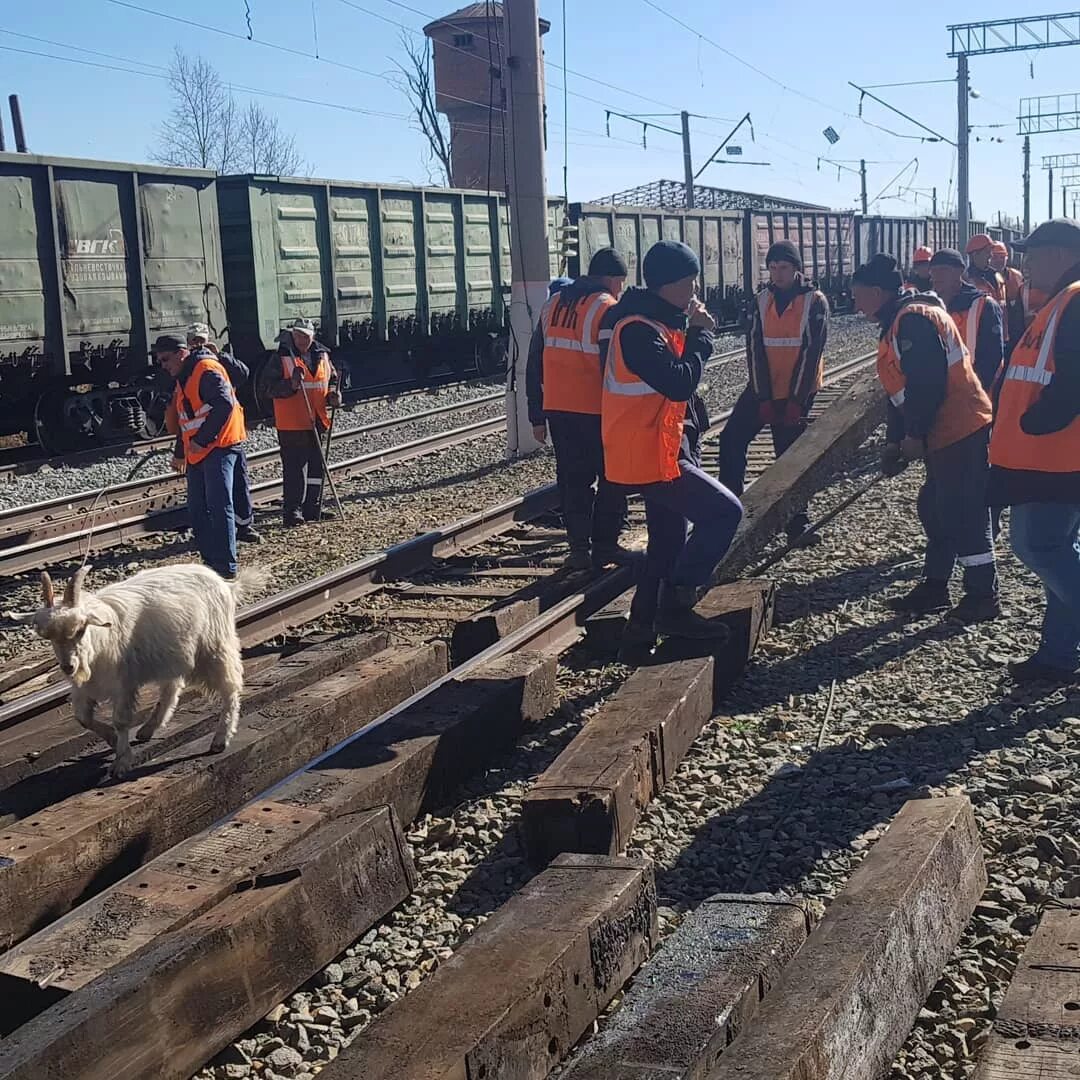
[853,254,999,624]
[989,241,1026,353]
[966,234,1006,303]
[717,240,829,547]
[156,333,247,580]
[928,249,1004,392]
[526,249,633,570]
[601,240,743,647]
[990,219,1080,683]
[905,246,933,293]
[263,317,341,527]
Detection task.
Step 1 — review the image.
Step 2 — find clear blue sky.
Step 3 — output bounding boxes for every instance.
[4,0,1080,226]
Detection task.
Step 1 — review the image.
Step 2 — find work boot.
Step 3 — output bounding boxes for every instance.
[283,509,306,528]
[562,546,593,572]
[655,583,732,642]
[304,507,338,522]
[887,580,950,615]
[1008,656,1078,685]
[236,525,263,544]
[617,619,658,664]
[947,593,1002,625]
[592,543,641,570]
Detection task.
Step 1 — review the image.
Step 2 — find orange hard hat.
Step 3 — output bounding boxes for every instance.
[913,246,933,263]
[965,233,993,254]
[990,240,1008,256]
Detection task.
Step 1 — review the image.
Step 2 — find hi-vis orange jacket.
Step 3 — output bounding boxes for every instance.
[540,288,617,414]
[174,355,246,465]
[273,350,333,431]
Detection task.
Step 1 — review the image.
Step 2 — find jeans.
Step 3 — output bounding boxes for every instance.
[1009,502,1080,670]
[626,461,743,625]
[233,449,254,528]
[278,428,325,518]
[547,411,626,552]
[717,386,816,535]
[917,426,997,597]
[187,445,239,577]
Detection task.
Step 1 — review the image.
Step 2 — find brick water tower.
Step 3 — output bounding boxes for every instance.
[423,3,549,191]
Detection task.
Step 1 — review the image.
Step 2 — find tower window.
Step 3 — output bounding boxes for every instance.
[452,33,475,47]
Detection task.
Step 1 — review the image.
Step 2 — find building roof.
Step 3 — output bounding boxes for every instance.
[423,3,550,34]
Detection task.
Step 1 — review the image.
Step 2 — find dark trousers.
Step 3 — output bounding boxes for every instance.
[187,445,239,577]
[717,386,815,535]
[547,411,626,552]
[233,449,254,528]
[918,426,997,597]
[625,461,743,626]
[278,428,324,518]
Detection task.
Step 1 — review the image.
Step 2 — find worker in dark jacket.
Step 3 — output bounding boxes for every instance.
[600,240,743,648]
[928,250,1005,392]
[853,254,999,625]
[262,317,341,526]
[990,219,1080,683]
[717,239,829,546]
[990,241,1026,353]
[186,323,261,544]
[526,250,632,570]
[156,333,247,579]
[905,246,934,292]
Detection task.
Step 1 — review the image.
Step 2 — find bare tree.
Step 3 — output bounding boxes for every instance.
[237,101,305,175]
[392,32,452,186]
[152,48,305,175]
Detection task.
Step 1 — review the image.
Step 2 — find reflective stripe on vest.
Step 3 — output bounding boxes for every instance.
[601,315,685,485]
[877,301,992,452]
[991,280,1080,473]
[541,291,614,414]
[755,289,821,398]
[174,357,246,465]
[273,351,332,431]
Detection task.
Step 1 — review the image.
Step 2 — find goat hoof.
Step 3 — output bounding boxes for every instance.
[209,736,228,754]
[135,726,154,743]
[109,760,132,781]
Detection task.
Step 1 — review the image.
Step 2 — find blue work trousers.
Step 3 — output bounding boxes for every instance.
[626,461,743,625]
[187,445,239,578]
[1009,502,1080,670]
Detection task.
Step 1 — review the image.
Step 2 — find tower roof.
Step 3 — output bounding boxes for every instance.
[423,3,550,35]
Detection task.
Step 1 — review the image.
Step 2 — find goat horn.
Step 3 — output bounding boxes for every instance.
[63,566,89,607]
[40,572,55,608]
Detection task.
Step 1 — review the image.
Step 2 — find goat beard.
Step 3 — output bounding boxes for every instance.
[67,659,90,686]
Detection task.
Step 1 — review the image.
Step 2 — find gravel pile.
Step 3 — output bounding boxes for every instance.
[191,414,1078,1080]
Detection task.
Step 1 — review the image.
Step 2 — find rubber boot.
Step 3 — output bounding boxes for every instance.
[617,618,658,664]
[654,583,732,642]
[561,512,593,572]
[887,580,950,614]
[592,543,641,570]
[948,593,1002,625]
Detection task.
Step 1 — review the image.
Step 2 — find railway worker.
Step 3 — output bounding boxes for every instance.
[851,253,1000,624]
[185,323,261,545]
[600,240,743,645]
[526,249,633,571]
[928,249,1005,392]
[965,234,1006,304]
[989,242,1026,352]
[264,317,341,527]
[716,239,829,548]
[988,219,1080,683]
[154,333,247,581]
[905,246,934,293]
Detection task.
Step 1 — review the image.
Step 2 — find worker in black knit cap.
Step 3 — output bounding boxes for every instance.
[526,246,634,570]
[853,252,999,625]
[717,238,830,547]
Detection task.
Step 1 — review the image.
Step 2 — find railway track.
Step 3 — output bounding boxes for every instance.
[0,353,884,1080]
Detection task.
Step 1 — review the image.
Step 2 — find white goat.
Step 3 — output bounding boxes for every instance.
[13,563,264,780]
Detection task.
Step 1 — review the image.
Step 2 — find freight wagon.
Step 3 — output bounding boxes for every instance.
[0,152,227,452]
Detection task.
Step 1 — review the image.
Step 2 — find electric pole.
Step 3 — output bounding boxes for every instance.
[957,54,970,242]
[1022,135,1031,234]
[502,0,549,458]
[860,160,868,215]
[1064,184,1068,217]
[681,111,696,209]
[1050,166,1055,218]
[933,186,938,215]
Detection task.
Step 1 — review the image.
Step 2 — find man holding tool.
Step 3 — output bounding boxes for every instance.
[263,317,342,527]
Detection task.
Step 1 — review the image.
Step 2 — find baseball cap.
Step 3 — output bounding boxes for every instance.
[1011,218,1080,253]
[186,322,211,341]
[152,333,186,354]
[288,317,316,337]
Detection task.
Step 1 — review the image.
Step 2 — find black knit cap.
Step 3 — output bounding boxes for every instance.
[588,247,629,278]
[929,248,965,269]
[766,239,802,270]
[643,240,701,289]
[852,253,904,293]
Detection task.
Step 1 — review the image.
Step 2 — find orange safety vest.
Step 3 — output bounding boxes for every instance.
[173,356,246,465]
[1021,284,1048,328]
[972,269,1006,305]
[755,289,823,398]
[273,350,332,431]
[601,315,685,485]
[541,289,617,415]
[877,301,992,453]
[948,294,1002,389]
[991,281,1080,473]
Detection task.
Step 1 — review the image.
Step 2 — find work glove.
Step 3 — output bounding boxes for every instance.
[326,390,341,409]
[781,400,804,427]
[758,400,778,426]
[881,443,907,478]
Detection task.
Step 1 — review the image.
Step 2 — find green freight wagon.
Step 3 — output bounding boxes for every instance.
[215,173,563,400]
[0,151,226,452]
